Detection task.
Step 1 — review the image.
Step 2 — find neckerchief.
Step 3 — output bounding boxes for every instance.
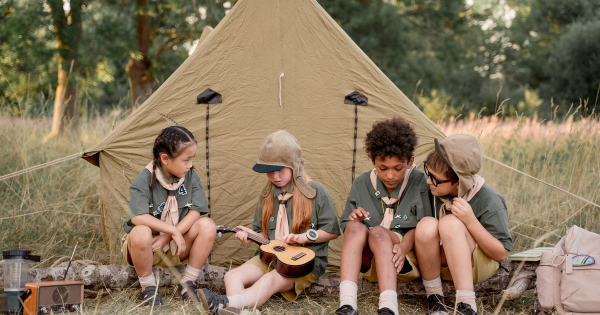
[437,175,485,220]
[145,162,185,255]
[275,192,293,240]
[369,163,416,229]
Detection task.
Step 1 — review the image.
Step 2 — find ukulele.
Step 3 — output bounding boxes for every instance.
[216,225,316,278]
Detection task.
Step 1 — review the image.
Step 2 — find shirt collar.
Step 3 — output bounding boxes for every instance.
[273,184,294,196]
[158,165,180,185]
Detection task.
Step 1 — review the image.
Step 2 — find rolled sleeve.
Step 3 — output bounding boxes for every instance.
[340,185,361,232]
[315,185,341,235]
[479,208,513,251]
[253,199,263,234]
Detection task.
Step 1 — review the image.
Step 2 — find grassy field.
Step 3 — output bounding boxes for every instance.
[1,112,599,314]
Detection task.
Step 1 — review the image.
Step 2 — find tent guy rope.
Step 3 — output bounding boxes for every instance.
[0,152,83,182]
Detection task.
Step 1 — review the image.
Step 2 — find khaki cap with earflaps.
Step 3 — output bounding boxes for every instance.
[253,130,316,199]
[434,134,483,197]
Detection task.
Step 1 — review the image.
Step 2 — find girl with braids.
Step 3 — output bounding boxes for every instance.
[198,130,340,314]
[121,126,216,306]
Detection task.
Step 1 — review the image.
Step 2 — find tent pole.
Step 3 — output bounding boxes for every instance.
[352,103,358,182]
[205,103,211,216]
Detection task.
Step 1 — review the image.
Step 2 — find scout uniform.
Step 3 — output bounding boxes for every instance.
[432,185,513,283]
[247,181,341,301]
[121,166,209,266]
[339,167,433,282]
[432,133,513,283]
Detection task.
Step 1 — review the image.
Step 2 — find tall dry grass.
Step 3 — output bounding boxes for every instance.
[1,112,598,314]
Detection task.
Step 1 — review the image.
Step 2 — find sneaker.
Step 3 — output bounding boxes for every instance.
[377,308,396,315]
[427,294,449,315]
[335,304,358,315]
[140,286,163,306]
[198,287,230,314]
[456,302,477,315]
[177,280,200,302]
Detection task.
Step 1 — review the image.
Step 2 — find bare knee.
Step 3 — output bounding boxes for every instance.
[367,226,390,246]
[129,225,153,249]
[343,221,368,243]
[439,214,467,238]
[224,268,237,285]
[195,217,216,240]
[415,217,440,243]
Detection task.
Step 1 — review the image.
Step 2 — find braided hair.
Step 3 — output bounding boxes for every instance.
[150,126,197,190]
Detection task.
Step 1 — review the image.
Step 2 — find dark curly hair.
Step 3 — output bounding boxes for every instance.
[365,117,417,162]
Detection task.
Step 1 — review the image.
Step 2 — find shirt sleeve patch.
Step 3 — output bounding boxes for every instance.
[178,184,188,196]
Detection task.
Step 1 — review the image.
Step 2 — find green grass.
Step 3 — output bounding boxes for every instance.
[2,113,599,314]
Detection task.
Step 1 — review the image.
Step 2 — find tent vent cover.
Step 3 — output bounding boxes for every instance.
[197,89,222,104]
[197,88,222,217]
[345,91,368,182]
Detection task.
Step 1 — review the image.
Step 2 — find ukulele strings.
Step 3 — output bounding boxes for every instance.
[225,227,307,257]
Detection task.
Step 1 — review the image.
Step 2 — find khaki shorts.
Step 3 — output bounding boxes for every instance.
[121,233,188,267]
[440,243,499,283]
[244,255,318,301]
[361,232,421,283]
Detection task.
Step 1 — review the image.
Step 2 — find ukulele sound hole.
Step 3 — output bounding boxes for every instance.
[291,253,306,261]
[273,246,286,252]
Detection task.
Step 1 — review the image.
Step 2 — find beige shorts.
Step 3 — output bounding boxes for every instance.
[361,232,421,283]
[244,255,318,301]
[440,243,499,283]
[121,233,188,267]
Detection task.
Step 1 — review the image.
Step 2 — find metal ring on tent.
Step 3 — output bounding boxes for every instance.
[344,91,368,182]
[197,89,223,215]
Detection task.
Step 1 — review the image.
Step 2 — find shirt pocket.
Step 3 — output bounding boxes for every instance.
[267,215,277,231]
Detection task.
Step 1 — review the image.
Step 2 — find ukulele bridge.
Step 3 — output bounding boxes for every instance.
[291,252,306,261]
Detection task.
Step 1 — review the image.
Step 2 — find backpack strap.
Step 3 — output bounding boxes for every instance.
[567,227,584,255]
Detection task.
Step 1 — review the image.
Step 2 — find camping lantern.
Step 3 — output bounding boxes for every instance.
[0,249,40,314]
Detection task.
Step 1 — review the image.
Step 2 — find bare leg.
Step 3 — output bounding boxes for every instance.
[340,220,373,283]
[415,217,442,281]
[368,226,401,292]
[439,214,476,290]
[178,217,216,269]
[239,270,295,308]
[128,225,154,277]
[224,263,265,296]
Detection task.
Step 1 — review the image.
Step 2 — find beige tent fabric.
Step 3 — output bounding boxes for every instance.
[83,0,446,267]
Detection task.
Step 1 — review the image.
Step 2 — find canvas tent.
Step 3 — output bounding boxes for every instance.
[82,0,446,267]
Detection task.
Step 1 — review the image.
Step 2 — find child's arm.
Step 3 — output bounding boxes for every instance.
[392,228,415,273]
[451,198,508,262]
[282,230,338,244]
[130,214,186,255]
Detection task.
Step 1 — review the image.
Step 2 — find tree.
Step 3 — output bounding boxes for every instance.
[45,0,85,139]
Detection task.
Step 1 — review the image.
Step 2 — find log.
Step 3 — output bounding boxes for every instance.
[0,261,539,300]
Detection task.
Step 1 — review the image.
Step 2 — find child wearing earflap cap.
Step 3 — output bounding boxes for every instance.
[198,130,341,314]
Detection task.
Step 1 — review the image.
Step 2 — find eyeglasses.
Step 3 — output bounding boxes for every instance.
[423,161,453,187]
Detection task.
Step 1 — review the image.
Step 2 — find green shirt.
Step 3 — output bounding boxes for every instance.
[340,169,433,235]
[433,183,513,251]
[252,181,341,279]
[124,166,209,233]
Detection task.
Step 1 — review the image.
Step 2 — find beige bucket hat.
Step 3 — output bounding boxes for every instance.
[434,134,483,197]
[253,130,316,198]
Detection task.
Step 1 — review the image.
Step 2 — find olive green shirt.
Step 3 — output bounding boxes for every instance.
[433,183,513,251]
[124,167,209,233]
[340,169,433,235]
[252,181,341,279]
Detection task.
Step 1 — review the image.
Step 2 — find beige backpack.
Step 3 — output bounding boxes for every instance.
[536,225,600,314]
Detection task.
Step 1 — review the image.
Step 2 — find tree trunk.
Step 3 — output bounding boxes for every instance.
[0,261,538,300]
[45,0,83,141]
[127,0,153,112]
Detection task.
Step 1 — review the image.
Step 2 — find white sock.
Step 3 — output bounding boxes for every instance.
[456,290,477,312]
[339,280,358,310]
[139,273,156,291]
[226,294,248,309]
[423,277,443,298]
[181,265,201,283]
[378,290,398,315]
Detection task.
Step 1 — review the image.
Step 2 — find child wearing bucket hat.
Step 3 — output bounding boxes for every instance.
[198,130,341,314]
[414,134,513,315]
[336,118,433,315]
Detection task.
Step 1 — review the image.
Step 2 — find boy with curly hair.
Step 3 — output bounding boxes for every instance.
[336,118,433,315]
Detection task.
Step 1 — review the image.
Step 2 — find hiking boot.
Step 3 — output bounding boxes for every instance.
[456,302,477,315]
[140,286,163,306]
[199,287,230,314]
[427,294,449,315]
[177,280,200,303]
[335,304,358,315]
[377,308,396,315]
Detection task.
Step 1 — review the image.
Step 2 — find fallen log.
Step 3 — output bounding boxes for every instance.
[0,261,538,300]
